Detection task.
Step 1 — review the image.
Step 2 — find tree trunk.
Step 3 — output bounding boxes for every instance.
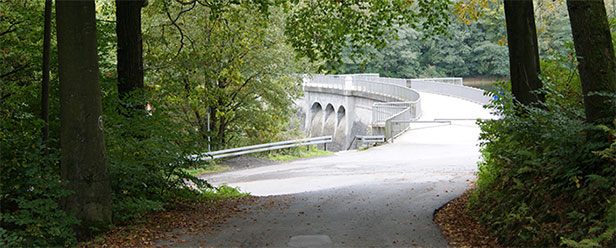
[41,0,52,146]
[56,0,112,240]
[116,0,145,100]
[567,0,616,125]
[503,0,545,107]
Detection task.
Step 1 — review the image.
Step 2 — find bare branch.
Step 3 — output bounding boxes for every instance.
[0,63,29,79]
[0,21,22,36]
[164,1,197,57]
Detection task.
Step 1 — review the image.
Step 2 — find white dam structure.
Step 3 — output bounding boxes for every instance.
[300,74,491,151]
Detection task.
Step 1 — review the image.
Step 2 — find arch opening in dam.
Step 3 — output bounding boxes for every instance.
[332,106,347,151]
[323,104,336,137]
[309,102,323,137]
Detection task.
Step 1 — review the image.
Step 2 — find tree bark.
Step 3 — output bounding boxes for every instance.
[41,0,52,146]
[56,0,112,240]
[116,0,146,100]
[503,0,545,107]
[567,0,616,125]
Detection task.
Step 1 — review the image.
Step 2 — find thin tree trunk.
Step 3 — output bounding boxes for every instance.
[116,0,145,100]
[503,0,545,108]
[56,0,112,240]
[41,0,52,147]
[217,120,226,150]
[567,0,616,125]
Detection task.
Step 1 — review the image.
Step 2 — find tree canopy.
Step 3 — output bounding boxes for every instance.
[1,0,614,246]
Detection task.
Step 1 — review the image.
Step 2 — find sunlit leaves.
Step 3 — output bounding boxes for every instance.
[143,1,308,149]
[453,0,496,25]
[285,0,452,71]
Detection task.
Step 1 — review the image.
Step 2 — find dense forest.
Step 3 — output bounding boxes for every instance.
[1,0,615,247]
[1,0,450,245]
[339,0,615,80]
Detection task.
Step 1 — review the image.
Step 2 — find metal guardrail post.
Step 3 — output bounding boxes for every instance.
[385,119,392,143]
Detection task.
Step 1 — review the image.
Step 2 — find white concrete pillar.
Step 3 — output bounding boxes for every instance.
[305,100,311,132]
[343,95,355,148]
[345,76,353,90]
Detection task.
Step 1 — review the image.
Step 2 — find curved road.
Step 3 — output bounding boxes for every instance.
[159,92,495,247]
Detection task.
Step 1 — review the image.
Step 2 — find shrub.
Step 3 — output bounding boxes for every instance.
[471,61,616,247]
[1,119,78,247]
[102,90,215,223]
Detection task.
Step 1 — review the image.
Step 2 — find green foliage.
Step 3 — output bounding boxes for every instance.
[3,1,277,245]
[143,1,309,150]
[338,2,509,78]
[0,134,79,247]
[165,185,249,203]
[184,163,229,177]
[470,57,616,246]
[98,82,213,223]
[286,0,452,71]
[198,185,250,200]
[267,146,332,161]
[0,1,78,247]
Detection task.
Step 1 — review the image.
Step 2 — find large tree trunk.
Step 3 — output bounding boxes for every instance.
[41,0,52,146]
[503,0,545,107]
[56,0,112,240]
[567,0,616,125]
[116,0,146,100]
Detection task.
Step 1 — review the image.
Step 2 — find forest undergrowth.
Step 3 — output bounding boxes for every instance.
[470,53,616,247]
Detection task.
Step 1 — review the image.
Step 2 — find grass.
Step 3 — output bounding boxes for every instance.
[267,146,332,162]
[184,164,229,176]
[358,145,372,151]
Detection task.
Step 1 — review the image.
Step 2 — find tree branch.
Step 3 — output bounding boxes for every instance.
[0,63,29,79]
[165,1,197,57]
[0,21,22,36]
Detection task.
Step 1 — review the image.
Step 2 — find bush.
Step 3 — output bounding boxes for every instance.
[101,90,215,223]
[0,118,78,247]
[471,60,616,246]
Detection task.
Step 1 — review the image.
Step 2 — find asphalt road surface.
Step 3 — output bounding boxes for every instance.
[157,92,495,247]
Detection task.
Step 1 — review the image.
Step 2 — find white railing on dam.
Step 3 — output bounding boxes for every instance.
[408,78,463,85]
[353,79,420,102]
[407,79,490,105]
[372,102,421,124]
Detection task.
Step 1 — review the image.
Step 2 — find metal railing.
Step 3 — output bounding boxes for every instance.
[304,74,421,103]
[190,136,333,161]
[353,79,420,101]
[407,79,490,105]
[347,135,386,150]
[384,106,414,142]
[408,78,463,85]
[372,102,421,125]
[355,76,407,86]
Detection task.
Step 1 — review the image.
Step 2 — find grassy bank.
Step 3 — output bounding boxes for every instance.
[267,146,333,162]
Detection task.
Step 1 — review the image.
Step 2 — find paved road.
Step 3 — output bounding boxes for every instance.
[158,92,495,247]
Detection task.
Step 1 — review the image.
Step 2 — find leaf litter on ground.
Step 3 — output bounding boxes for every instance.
[434,189,502,247]
[80,196,283,247]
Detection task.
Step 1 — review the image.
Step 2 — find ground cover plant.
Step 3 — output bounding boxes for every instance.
[1,1,305,246]
[470,52,616,246]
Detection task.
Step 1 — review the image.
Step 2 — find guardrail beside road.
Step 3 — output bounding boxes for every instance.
[190,136,333,161]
